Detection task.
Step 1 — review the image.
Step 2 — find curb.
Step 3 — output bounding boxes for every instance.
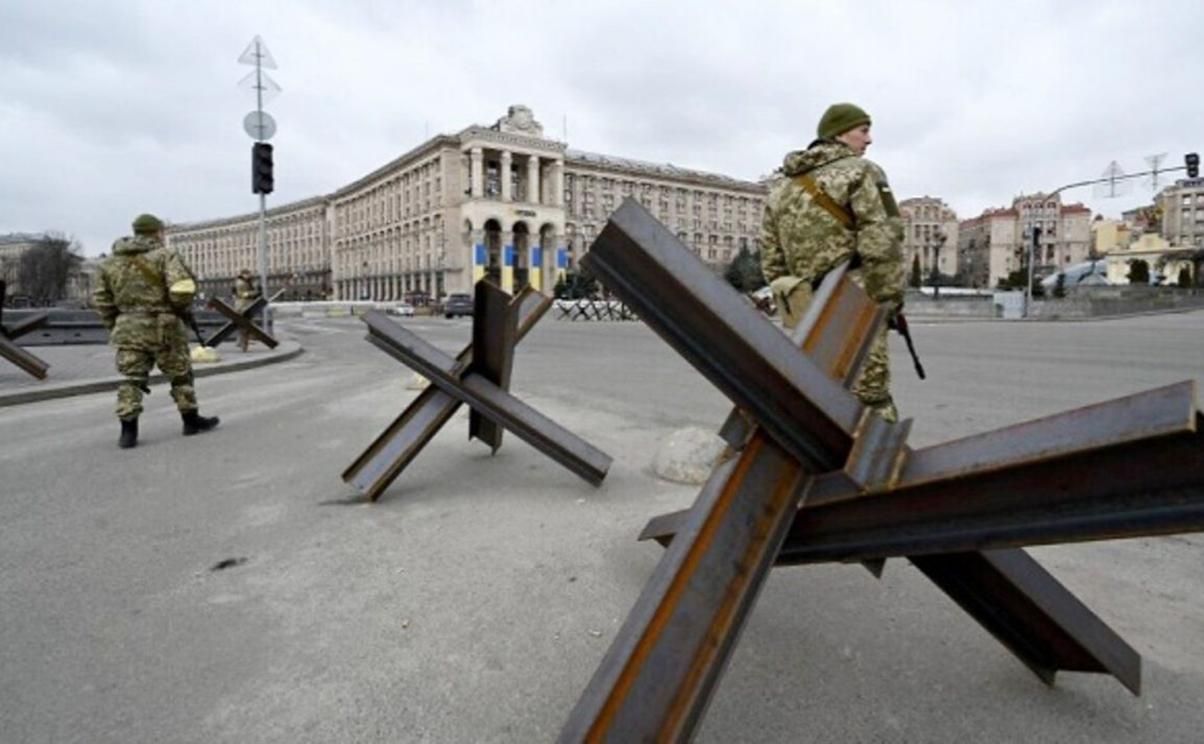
[1023,305,1204,323]
[0,342,305,408]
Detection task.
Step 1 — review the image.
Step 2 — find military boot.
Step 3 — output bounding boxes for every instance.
[181,410,220,436]
[118,418,139,449]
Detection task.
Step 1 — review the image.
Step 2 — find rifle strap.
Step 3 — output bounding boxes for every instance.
[793,174,856,230]
[127,254,171,306]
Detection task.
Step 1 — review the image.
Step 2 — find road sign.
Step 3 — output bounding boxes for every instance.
[243,110,277,141]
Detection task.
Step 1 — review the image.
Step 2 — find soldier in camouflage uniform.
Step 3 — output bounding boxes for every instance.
[761,103,906,422]
[93,214,220,448]
[233,269,260,352]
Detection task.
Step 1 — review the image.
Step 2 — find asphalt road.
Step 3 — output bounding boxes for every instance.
[1,310,1202,743]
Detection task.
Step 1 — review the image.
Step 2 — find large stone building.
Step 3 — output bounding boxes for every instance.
[957,193,1092,288]
[898,197,958,281]
[165,197,330,301]
[166,106,767,302]
[1158,177,1204,249]
[957,208,1019,289]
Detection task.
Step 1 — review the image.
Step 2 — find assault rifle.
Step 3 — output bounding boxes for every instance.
[180,308,208,347]
[889,311,926,380]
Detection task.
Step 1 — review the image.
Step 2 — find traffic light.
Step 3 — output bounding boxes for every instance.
[252,142,274,194]
[1187,152,1200,179]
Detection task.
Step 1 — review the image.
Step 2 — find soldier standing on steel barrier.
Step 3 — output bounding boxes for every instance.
[233,268,260,352]
[92,214,220,449]
[760,102,907,422]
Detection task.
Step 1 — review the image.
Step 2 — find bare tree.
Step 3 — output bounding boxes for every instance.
[17,233,84,305]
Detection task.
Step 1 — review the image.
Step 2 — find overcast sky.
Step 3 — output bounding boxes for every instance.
[3,0,1201,256]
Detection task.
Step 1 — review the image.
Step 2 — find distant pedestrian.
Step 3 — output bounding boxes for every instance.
[233,268,261,352]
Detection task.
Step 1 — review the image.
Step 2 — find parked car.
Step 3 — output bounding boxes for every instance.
[442,292,474,318]
[405,290,432,307]
[387,302,415,317]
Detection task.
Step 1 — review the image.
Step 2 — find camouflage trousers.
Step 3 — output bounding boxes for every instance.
[113,325,197,420]
[772,274,898,423]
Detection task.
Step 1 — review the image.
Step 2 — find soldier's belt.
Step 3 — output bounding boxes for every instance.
[118,307,175,315]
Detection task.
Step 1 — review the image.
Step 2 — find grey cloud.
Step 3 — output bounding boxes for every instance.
[1,0,1201,255]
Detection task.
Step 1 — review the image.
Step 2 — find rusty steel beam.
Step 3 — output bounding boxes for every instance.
[0,334,49,380]
[560,260,890,742]
[911,550,1141,694]
[342,288,549,501]
[778,383,1204,564]
[0,286,51,379]
[204,288,285,348]
[581,198,861,473]
[643,384,1203,555]
[560,440,809,743]
[628,289,1182,701]
[3,312,49,342]
[468,280,517,451]
[638,391,1192,697]
[363,309,611,486]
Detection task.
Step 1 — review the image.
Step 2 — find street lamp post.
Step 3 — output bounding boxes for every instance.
[931,231,946,300]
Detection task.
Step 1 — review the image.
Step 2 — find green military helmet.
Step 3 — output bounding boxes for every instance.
[132,213,165,235]
[817,103,871,140]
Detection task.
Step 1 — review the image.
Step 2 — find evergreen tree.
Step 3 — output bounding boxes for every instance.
[1128,259,1150,285]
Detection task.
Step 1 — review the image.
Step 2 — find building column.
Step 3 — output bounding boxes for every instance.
[527,155,540,205]
[470,147,483,199]
[552,159,565,207]
[500,230,514,293]
[501,151,513,202]
[554,235,569,289]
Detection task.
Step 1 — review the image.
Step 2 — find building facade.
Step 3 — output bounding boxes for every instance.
[957,208,1018,289]
[1158,177,1204,249]
[1091,217,1131,256]
[899,197,958,281]
[1014,193,1092,274]
[164,196,330,301]
[957,194,1092,288]
[167,106,768,303]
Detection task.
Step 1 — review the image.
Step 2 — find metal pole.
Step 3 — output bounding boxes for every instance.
[255,39,270,333]
[1023,227,1038,317]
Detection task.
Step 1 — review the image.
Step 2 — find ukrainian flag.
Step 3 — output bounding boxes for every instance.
[556,247,569,284]
[502,245,514,293]
[530,246,543,291]
[473,244,486,284]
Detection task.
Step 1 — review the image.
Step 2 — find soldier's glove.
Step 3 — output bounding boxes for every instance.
[137,382,152,395]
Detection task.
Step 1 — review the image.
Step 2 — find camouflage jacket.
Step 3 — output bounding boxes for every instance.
[93,235,196,349]
[760,141,905,305]
[234,276,260,310]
